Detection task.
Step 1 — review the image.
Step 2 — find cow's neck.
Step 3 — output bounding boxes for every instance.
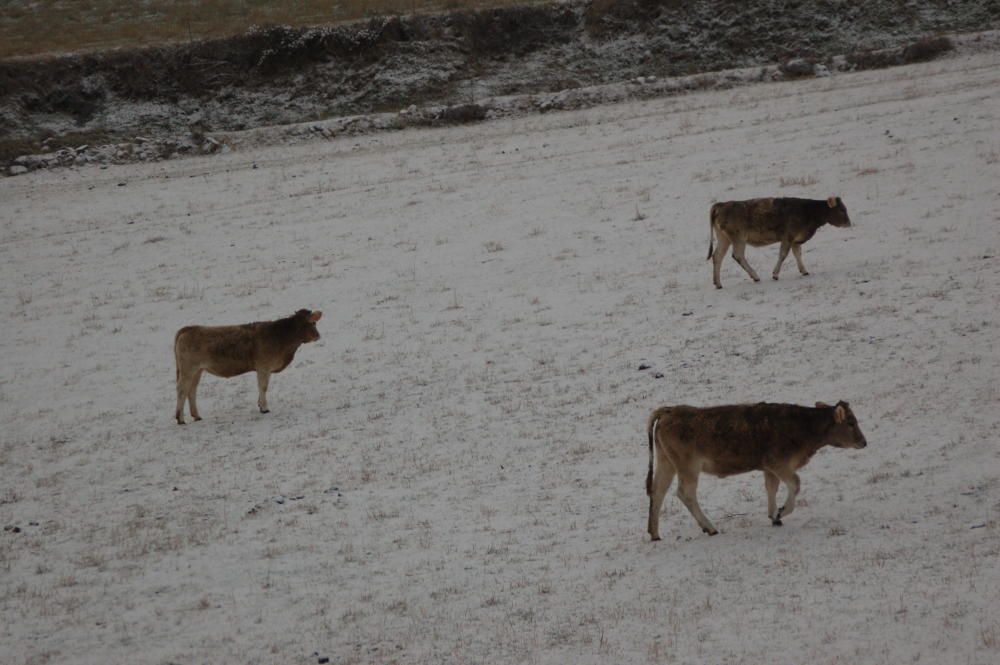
[263,316,301,344]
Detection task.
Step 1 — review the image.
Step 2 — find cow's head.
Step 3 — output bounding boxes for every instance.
[818,400,867,449]
[825,196,851,228]
[294,309,322,343]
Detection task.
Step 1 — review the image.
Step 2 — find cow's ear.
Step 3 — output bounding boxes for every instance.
[827,196,838,208]
[309,311,322,322]
[834,404,846,423]
[815,401,830,408]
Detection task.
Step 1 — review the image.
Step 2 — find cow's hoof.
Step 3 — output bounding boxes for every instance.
[752,278,761,283]
[772,275,779,281]
[715,284,722,290]
[772,519,783,527]
[704,528,719,536]
[177,420,185,426]
[260,409,270,414]
[651,535,661,542]
[192,416,202,422]
[801,271,810,276]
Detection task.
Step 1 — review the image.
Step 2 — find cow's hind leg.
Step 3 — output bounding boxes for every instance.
[647,451,676,541]
[187,370,204,422]
[175,366,199,425]
[712,232,732,289]
[772,241,791,280]
[731,239,761,283]
[175,379,187,425]
[677,472,719,535]
[792,244,809,276]
[764,470,781,525]
[256,370,272,414]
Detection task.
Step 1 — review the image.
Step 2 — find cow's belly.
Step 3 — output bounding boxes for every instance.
[744,231,781,247]
[700,457,759,478]
[203,360,254,378]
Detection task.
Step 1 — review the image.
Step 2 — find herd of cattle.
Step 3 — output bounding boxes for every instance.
[172,196,867,540]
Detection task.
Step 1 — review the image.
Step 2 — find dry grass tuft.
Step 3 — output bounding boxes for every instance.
[779,174,819,187]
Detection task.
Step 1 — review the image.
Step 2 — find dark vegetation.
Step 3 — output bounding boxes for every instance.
[1,0,992,169]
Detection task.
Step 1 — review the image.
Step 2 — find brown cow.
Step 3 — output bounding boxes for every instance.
[645,401,867,539]
[174,309,322,424]
[707,196,852,288]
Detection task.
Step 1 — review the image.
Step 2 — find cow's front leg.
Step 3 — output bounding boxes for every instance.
[764,470,781,525]
[772,469,801,523]
[772,241,791,280]
[256,370,272,413]
[677,472,719,535]
[791,244,809,276]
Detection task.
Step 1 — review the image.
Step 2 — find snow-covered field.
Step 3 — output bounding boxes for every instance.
[2,50,999,665]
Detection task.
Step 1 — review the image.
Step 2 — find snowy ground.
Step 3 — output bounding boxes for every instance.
[2,50,999,665]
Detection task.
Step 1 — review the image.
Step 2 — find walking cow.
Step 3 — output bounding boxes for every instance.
[708,196,852,288]
[646,401,867,539]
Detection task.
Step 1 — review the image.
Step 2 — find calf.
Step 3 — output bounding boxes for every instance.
[174,309,322,424]
[708,196,852,288]
[646,401,867,539]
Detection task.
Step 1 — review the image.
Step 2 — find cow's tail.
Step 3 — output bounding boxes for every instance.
[646,408,669,496]
[707,204,719,260]
[173,328,185,384]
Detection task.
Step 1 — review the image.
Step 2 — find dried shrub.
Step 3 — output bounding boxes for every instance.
[438,103,486,124]
[451,5,577,55]
[901,35,953,64]
[583,0,672,37]
[846,48,901,70]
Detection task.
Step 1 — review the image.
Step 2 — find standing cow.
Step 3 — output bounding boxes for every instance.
[708,196,852,288]
[174,309,322,424]
[646,401,867,540]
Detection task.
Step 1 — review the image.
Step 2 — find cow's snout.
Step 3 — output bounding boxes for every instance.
[856,438,867,449]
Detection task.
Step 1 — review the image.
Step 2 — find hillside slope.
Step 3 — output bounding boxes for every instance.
[2,50,999,664]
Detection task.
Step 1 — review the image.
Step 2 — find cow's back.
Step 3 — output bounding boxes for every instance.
[175,323,260,378]
[713,198,826,246]
[657,403,827,476]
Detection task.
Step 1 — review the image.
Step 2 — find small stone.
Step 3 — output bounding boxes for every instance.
[9,165,28,176]
[274,496,286,505]
[638,363,652,371]
[653,372,665,379]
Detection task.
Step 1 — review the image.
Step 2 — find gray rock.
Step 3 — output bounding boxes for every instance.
[782,58,815,77]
